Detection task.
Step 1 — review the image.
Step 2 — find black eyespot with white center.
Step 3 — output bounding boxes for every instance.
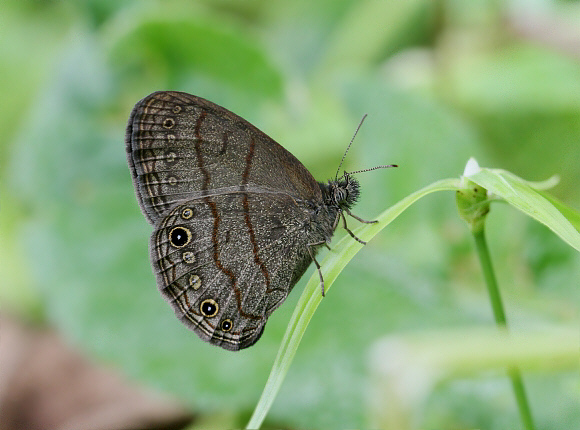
[221,319,233,332]
[200,299,218,317]
[169,226,191,248]
[181,208,193,219]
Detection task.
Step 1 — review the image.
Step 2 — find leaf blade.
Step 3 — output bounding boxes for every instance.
[468,168,580,252]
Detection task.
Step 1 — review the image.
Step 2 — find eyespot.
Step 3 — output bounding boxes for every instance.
[162,118,175,129]
[182,251,195,264]
[172,105,182,114]
[200,299,218,317]
[221,319,233,332]
[166,151,177,164]
[188,274,201,290]
[169,227,191,248]
[181,208,193,219]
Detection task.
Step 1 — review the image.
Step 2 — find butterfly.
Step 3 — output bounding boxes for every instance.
[125,91,395,350]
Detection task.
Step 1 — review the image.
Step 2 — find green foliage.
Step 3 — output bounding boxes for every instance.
[249,167,579,429]
[1,1,578,429]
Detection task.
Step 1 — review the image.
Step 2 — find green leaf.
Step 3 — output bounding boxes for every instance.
[368,326,579,429]
[247,178,460,429]
[538,191,580,234]
[467,168,580,252]
[318,0,427,74]
[106,15,283,99]
[248,162,580,428]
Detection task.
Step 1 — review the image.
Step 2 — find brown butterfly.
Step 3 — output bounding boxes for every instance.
[125,91,395,350]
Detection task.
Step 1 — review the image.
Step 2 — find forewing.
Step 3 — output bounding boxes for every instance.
[126,91,322,224]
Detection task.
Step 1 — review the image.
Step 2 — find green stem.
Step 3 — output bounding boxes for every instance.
[472,228,535,430]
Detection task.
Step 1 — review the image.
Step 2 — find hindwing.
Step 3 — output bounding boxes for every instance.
[150,192,313,350]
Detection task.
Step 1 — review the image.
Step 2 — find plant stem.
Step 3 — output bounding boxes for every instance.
[472,228,535,430]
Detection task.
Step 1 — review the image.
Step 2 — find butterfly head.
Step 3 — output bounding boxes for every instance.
[328,172,360,210]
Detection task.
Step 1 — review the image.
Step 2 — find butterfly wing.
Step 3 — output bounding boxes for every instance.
[126,91,329,350]
[151,192,314,350]
[126,91,323,224]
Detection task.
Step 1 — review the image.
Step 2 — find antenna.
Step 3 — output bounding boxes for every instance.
[335,114,368,180]
[335,114,398,181]
[347,164,398,176]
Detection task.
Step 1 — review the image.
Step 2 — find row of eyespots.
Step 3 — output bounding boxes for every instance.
[154,108,233,335]
[169,208,232,333]
[162,108,177,182]
[169,209,195,264]
[161,103,182,129]
[199,299,233,332]
[168,207,195,247]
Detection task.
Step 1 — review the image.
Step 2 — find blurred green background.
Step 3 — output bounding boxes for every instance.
[1,0,579,429]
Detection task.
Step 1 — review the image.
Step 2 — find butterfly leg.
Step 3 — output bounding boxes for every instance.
[332,211,341,230]
[344,207,378,224]
[307,241,326,296]
[341,211,367,245]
